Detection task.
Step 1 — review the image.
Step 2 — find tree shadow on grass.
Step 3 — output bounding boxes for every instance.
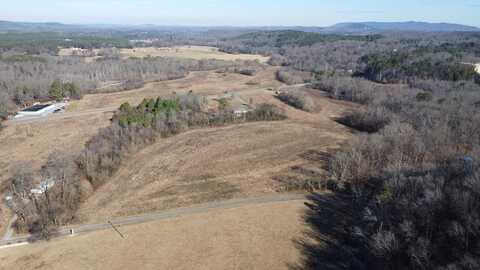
[289,192,369,270]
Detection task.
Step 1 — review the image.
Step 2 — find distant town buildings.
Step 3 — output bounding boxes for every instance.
[129,39,159,45]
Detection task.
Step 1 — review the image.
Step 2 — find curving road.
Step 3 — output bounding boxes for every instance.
[0,193,307,248]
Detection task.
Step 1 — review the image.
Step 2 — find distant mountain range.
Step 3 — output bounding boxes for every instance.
[0,21,89,32]
[322,21,480,33]
[0,20,478,33]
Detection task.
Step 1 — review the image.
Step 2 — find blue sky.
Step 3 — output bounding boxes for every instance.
[2,0,480,27]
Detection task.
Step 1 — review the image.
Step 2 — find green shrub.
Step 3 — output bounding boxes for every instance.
[416,92,433,102]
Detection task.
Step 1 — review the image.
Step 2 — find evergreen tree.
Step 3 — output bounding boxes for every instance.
[49,79,63,101]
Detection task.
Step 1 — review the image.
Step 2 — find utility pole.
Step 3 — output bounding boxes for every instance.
[108,221,126,239]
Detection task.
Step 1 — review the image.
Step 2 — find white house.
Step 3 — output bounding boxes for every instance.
[233,107,250,117]
[30,178,56,195]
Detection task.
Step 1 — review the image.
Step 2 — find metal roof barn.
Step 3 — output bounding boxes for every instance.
[14,103,66,119]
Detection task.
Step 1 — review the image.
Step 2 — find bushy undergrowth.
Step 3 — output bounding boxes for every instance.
[276,68,313,85]
[277,90,315,112]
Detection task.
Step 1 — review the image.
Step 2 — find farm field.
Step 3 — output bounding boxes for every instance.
[58,45,270,63]
[67,66,281,112]
[75,86,353,223]
[0,200,307,270]
[120,46,271,62]
[0,58,353,236]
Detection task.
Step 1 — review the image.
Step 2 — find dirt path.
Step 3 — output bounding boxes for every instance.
[0,198,306,270]
[0,193,306,248]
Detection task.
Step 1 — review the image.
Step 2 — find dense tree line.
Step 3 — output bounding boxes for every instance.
[0,32,132,54]
[299,67,480,269]
[213,29,480,270]
[359,51,479,83]
[219,30,381,54]
[218,30,480,85]
[219,31,386,76]
[0,54,235,112]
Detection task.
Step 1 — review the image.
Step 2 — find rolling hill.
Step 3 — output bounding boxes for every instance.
[323,21,480,33]
[0,20,478,33]
[0,20,89,32]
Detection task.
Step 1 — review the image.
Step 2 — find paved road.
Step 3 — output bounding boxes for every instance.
[0,193,307,248]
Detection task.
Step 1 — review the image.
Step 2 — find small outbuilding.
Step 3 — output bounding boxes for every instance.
[15,103,66,119]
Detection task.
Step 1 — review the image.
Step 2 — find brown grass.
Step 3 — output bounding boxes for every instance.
[120,46,270,62]
[0,65,353,234]
[0,200,306,270]
[0,113,112,180]
[68,66,282,112]
[76,86,352,223]
[59,46,270,63]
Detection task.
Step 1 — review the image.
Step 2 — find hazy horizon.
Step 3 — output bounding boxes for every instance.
[2,0,480,27]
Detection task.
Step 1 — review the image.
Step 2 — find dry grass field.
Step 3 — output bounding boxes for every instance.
[0,200,306,270]
[76,87,352,223]
[68,66,281,112]
[59,46,269,63]
[0,113,113,236]
[120,46,270,62]
[0,59,353,238]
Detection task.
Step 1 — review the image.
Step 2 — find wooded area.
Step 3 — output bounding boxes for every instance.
[2,29,480,268]
[216,29,480,269]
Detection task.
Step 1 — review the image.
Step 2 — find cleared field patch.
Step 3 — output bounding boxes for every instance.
[68,66,282,112]
[0,113,112,181]
[120,46,270,62]
[59,46,270,63]
[76,89,352,223]
[0,200,306,270]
